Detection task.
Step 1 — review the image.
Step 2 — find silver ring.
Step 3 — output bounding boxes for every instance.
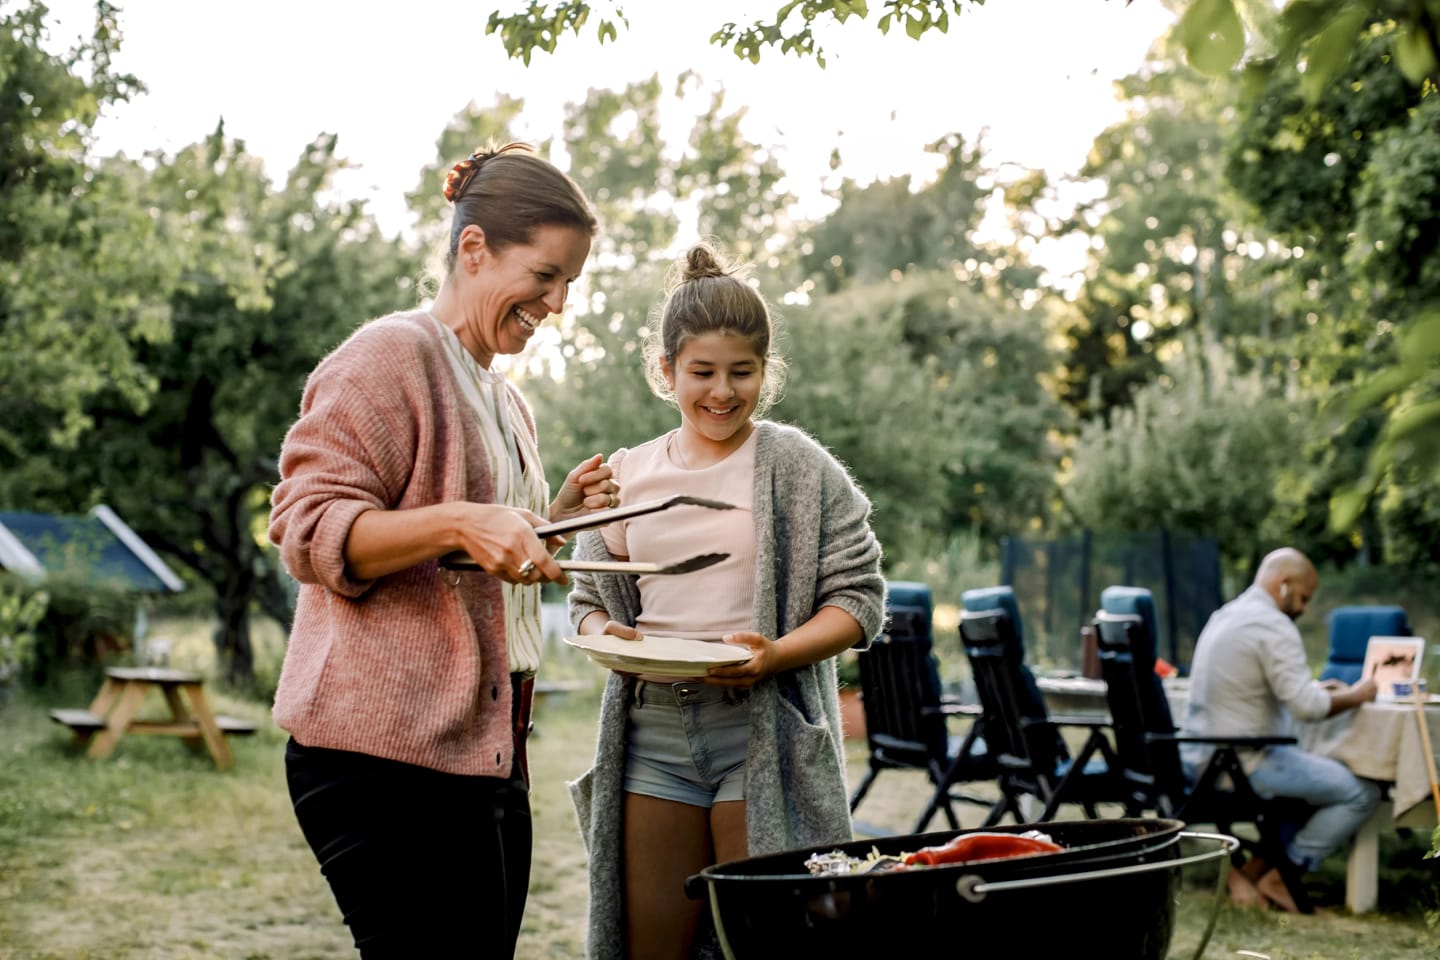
[517,559,536,578]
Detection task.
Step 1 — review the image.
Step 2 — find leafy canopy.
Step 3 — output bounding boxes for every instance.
[486,1,987,66]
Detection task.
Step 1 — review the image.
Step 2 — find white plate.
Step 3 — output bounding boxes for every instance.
[563,634,751,676]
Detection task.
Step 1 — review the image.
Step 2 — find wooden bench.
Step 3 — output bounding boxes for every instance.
[49,709,258,736]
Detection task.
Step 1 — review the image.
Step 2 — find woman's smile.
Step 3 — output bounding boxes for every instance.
[512,304,543,332]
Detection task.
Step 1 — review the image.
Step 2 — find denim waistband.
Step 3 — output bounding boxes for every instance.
[632,679,749,707]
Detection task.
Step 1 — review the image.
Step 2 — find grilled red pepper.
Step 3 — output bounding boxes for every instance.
[902,831,1063,867]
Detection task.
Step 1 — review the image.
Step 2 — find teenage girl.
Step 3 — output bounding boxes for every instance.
[567,241,886,960]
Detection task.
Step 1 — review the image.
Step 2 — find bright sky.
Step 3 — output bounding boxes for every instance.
[45,0,1176,271]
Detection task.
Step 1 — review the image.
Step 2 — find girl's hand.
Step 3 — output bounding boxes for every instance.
[602,621,643,642]
[550,453,619,525]
[600,621,643,676]
[704,631,772,688]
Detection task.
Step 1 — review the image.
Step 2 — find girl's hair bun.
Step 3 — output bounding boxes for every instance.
[682,243,728,281]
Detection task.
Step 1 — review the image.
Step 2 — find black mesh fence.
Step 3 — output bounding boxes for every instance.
[999,531,1223,675]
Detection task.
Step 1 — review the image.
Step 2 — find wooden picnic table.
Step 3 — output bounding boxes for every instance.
[49,666,257,770]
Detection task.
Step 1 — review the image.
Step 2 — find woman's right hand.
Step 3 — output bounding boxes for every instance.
[344,501,563,584]
[448,502,567,585]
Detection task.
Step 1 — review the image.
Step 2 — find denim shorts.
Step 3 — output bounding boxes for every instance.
[624,680,751,808]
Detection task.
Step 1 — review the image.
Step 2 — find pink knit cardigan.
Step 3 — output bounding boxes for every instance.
[269,310,535,776]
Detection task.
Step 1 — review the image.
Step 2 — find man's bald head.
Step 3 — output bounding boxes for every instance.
[1254,547,1317,621]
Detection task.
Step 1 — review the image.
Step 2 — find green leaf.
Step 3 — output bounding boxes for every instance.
[1400,310,1440,363]
[1238,59,1275,101]
[1177,0,1245,76]
[1278,0,1335,61]
[1382,399,1440,444]
[1347,367,1416,415]
[1329,485,1372,533]
[1300,6,1368,102]
[1394,25,1439,85]
[906,13,926,40]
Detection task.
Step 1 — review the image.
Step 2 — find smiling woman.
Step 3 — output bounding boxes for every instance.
[265,142,627,959]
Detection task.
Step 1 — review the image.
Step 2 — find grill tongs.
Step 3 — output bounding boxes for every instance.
[439,495,737,574]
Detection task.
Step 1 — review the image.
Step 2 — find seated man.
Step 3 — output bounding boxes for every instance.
[1181,547,1380,911]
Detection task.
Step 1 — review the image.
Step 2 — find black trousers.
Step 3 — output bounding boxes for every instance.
[286,693,532,958]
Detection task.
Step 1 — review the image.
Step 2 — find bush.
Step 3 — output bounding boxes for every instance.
[0,575,49,689]
[28,573,137,684]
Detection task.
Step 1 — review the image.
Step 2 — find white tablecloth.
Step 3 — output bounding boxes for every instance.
[1297,699,1440,825]
[1035,675,1191,722]
[1036,677,1440,820]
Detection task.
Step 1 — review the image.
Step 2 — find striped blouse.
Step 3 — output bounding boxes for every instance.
[432,314,548,675]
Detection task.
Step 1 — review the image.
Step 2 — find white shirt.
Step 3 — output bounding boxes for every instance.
[1181,585,1332,771]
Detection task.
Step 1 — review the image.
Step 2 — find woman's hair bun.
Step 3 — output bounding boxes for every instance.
[442,143,536,203]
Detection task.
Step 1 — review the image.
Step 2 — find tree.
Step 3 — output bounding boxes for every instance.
[779,273,1068,558]
[0,0,155,475]
[483,1,1440,88]
[797,133,1001,296]
[503,76,796,495]
[1171,0,1439,96]
[1048,32,1296,422]
[1,115,419,688]
[485,1,987,66]
[1226,21,1440,563]
[1062,339,1305,573]
[80,131,418,687]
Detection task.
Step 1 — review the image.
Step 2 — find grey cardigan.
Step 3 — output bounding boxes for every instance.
[566,420,886,960]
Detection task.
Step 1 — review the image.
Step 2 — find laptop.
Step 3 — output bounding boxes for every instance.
[1362,636,1426,699]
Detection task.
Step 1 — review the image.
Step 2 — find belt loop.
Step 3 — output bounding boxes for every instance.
[633,680,646,707]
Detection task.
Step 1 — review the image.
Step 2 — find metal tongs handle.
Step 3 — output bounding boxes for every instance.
[440,552,729,575]
[438,496,738,572]
[533,494,737,539]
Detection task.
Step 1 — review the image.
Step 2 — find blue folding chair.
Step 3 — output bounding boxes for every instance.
[1319,605,1411,684]
[1095,585,1314,912]
[958,585,1118,824]
[849,582,995,833]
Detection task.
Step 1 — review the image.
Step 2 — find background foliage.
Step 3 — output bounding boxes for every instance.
[2,0,1438,686]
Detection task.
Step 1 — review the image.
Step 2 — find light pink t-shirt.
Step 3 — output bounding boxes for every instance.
[602,428,757,660]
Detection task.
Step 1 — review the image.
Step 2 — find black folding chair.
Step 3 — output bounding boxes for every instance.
[1094,584,1314,912]
[849,582,996,834]
[958,585,1119,825]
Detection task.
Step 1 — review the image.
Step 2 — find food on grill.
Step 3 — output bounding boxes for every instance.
[903,830,1063,866]
[803,830,1062,875]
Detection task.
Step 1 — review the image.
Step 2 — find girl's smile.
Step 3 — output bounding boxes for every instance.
[664,331,764,466]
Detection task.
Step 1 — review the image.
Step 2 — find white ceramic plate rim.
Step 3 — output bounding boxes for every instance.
[563,633,751,667]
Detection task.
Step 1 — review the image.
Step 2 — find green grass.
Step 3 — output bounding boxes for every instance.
[1,613,1438,958]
